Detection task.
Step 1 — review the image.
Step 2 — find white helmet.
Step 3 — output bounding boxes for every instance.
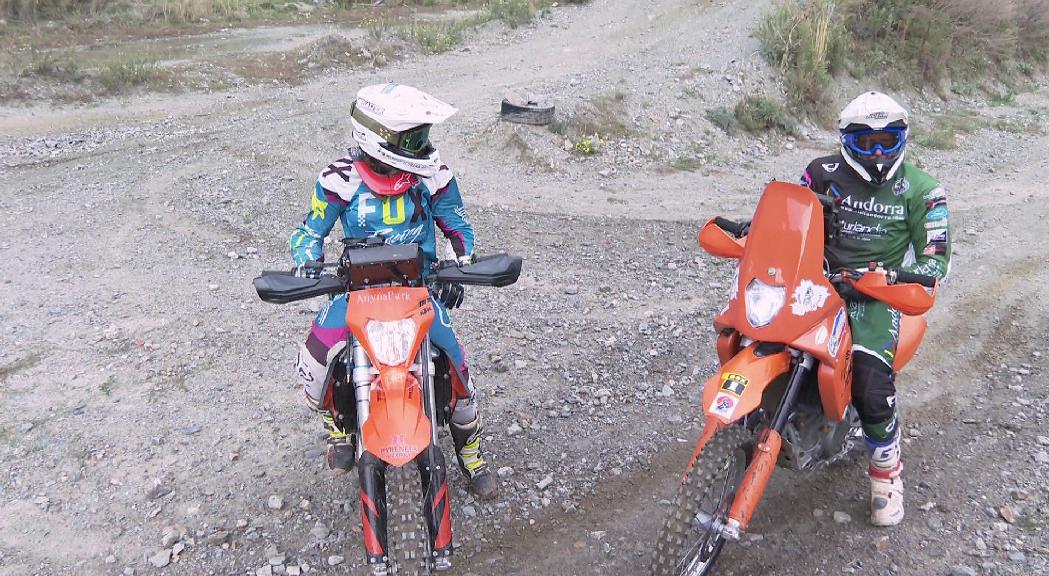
[350,83,457,177]
[838,91,910,186]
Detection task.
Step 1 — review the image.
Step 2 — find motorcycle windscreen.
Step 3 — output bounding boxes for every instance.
[725,181,843,343]
[363,368,433,467]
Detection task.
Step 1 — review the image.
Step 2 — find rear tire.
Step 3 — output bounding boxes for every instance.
[651,425,751,576]
[387,465,433,576]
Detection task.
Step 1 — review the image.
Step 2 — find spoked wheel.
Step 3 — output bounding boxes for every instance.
[386,465,433,576]
[651,426,751,576]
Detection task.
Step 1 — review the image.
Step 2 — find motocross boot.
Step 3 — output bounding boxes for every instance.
[322,413,357,475]
[450,418,498,499]
[867,430,904,527]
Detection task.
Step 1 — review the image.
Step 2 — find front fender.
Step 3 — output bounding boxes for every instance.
[703,344,791,424]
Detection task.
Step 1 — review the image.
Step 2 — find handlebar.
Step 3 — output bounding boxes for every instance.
[891,269,937,288]
[254,253,523,304]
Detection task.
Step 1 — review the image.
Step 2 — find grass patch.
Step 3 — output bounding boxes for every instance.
[402,19,467,54]
[398,0,546,53]
[0,0,332,24]
[21,52,85,82]
[487,0,535,28]
[988,90,1017,106]
[0,352,42,382]
[96,57,168,94]
[734,95,796,134]
[912,107,1044,149]
[756,0,1049,113]
[549,91,633,156]
[99,375,115,396]
[706,106,740,135]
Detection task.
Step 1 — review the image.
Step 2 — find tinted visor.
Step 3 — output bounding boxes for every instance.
[396,124,431,155]
[351,103,433,157]
[843,127,906,156]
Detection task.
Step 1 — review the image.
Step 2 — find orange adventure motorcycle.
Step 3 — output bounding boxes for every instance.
[651,181,938,575]
[254,238,522,575]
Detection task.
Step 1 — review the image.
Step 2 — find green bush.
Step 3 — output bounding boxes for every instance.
[706,106,740,135]
[96,58,167,94]
[757,0,1049,112]
[734,95,796,134]
[486,0,534,28]
[21,53,84,82]
[754,0,845,114]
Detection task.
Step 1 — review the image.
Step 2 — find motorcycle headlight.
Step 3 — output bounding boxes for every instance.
[744,279,786,328]
[365,318,418,365]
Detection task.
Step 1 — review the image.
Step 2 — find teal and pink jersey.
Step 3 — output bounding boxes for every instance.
[290,150,475,271]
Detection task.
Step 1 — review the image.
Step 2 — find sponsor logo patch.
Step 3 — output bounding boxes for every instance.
[720,373,749,397]
[791,279,831,316]
[709,392,738,420]
[925,220,949,229]
[840,195,905,218]
[923,186,947,202]
[828,307,847,357]
[924,243,948,256]
[927,229,948,244]
[926,206,948,220]
[822,162,840,173]
[892,177,910,196]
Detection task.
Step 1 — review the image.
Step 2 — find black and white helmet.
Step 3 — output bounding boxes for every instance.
[839,91,910,186]
[349,83,457,177]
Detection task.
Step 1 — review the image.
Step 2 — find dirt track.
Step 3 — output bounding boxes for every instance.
[2,1,1048,575]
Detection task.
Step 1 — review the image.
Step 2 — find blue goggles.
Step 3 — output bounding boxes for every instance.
[841,127,908,156]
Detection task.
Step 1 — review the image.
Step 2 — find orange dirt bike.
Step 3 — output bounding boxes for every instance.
[254,237,522,575]
[651,181,938,575]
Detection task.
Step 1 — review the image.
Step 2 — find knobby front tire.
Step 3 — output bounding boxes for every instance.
[386,464,433,575]
[651,425,751,576]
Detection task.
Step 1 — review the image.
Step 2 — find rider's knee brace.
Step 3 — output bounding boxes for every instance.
[295,338,346,411]
[450,389,479,428]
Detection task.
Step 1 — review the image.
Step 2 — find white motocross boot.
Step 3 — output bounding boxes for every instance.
[867,431,904,527]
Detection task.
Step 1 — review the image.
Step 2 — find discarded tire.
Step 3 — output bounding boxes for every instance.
[500,92,555,125]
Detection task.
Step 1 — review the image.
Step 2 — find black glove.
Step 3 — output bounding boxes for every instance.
[829,269,871,302]
[435,282,465,309]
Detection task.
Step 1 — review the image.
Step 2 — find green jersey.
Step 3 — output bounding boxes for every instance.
[801,154,951,279]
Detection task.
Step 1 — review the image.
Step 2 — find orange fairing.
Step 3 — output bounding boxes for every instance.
[851,272,937,316]
[894,315,927,372]
[698,219,746,259]
[702,344,791,425]
[714,182,845,343]
[788,305,853,421]
[346,286,436,466]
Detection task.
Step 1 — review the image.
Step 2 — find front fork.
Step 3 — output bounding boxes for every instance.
[352,338,452,568]
[721,351,816,538]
